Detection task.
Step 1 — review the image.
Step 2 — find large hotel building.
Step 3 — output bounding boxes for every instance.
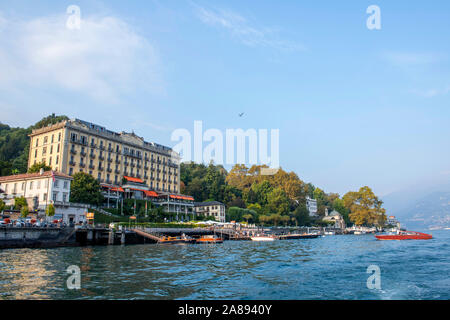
[27,119,194,214]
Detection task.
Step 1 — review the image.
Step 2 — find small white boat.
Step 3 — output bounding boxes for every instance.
[324,231,335,235]
[251,236,275,241]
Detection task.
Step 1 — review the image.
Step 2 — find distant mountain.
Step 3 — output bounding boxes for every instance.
[383,188,450,230]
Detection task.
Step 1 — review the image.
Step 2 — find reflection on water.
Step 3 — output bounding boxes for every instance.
[0,231,449,300]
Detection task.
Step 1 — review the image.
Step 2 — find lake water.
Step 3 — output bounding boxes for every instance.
[0,230,449,300]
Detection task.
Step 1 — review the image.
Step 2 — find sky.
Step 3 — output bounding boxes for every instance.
[0,0,449,197]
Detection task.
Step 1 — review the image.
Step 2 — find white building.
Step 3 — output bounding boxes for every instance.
[306,197,318,216]
[0,170,85,223]
[193,201,226,223]
[322,210,346,229]
[387,216,400,228]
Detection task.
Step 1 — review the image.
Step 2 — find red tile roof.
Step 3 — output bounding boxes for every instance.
[0,171,73,182]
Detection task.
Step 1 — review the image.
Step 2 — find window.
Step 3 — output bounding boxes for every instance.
[63,193,68,202]
[69,168,73,175]
[44,136,48,144]
[50,145,53,154]
[35,139,39,147]
[21,182,25,190]
[54,179,59,187]
[58,133,61,142]
[49,157,52,165]
[37,180,41,189]
[57,144,60,153]
[34,150,37,157]
[56,155,59,165]
[51,134,54,143]
[63,181,68,189]
[42,147,47,155]
[53,192,58,202]
[43,193,47,201]
[29,181,33,190]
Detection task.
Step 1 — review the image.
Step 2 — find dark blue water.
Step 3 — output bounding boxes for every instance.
[0,230,449,300]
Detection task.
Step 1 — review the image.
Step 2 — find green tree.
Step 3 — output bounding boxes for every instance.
[293,203,311,226]
[21,206,29,218]
[46,203,56,217]
[242,214,253,223]
[14,196,28,210]
[266,187,289,215]
[0,199,5,212]
[343,186,386,226]
[28,162,52,173]
[70,172,104,206]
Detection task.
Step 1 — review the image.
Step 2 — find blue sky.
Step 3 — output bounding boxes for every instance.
[0,0,449,197]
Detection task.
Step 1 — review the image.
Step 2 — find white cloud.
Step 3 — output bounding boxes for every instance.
[0,12,163,103]
[192,3,304,52]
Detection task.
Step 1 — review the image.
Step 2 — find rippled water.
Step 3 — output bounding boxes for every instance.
[0,230,449,300]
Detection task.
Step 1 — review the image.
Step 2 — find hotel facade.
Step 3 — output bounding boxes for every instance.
[28,119,180,193]
[27,119,194,215]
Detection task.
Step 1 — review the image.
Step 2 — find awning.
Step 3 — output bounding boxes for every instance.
[123,176,144,184]
[169,194,194,201]
[102,185,124,192]
[144,190,158,197]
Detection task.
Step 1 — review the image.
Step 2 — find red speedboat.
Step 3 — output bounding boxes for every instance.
[375,231,432,240]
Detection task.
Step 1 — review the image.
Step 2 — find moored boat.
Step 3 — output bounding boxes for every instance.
[278,234,320,240]
[375,231,432,240]
[251,236,276,241]
[159,236,187,244]
[196,235,224,244]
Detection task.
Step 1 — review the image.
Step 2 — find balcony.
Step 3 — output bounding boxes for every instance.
[79,163,86,168]
[70,149,77,155]
[106,179,112,184]
[130,163,135,168]
[90,142,97,148]
[107,157,113,162]
[136,163,141,169]
[80,150,87,157]
[69,161,76,166]
[124,171,129,176]
[124,161,129,166]
[107,167,112,173]
[99,145,105,150]
[99,155,105,161]
[116,159,121,164]
[98,166,104,171]
[89,153,96,159]
[115,169,120,174]
[108,147,114,152]
[89,164,95,170]
[144,165,149,171]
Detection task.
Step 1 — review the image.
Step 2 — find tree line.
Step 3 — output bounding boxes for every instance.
[181,162,387,227]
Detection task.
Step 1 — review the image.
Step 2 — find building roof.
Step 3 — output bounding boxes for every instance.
[0,171,73,183]
[194,201,224,207]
